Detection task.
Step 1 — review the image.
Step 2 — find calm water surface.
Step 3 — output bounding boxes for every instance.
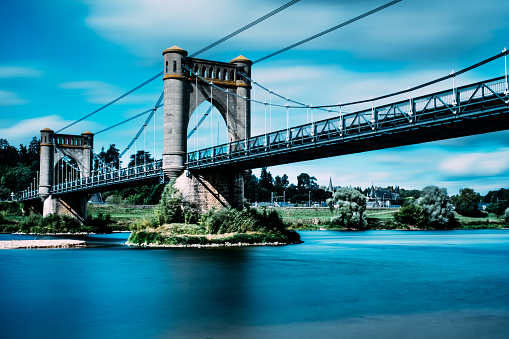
[1,230,508,338]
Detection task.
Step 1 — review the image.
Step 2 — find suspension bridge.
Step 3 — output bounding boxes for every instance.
[11,0,509,221]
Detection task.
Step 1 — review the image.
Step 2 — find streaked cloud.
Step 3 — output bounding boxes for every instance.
[438,149,509,178]
[0,66,44,78]
[0,90,28,106]
[59,80,160,105]
[0,115,103,146]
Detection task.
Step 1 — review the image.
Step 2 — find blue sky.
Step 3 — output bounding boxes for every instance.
[1,0,509,195]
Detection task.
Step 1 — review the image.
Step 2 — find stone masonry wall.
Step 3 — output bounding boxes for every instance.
[174,169,244,213]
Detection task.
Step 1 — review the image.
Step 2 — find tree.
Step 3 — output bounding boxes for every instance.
[259,167,274,191]
[0,139,19,169]
[297,173,317,192]
[129,150,153,167]
[452,187,484,217]
[504,207,509,222]
[482,188,509,204]
[399,188,421,200]
[96,144,121,170]
[486,202,507,218]
[326,187,367,229]
[394,204,427,227]
[1,165,34,192]
[417,185,456,229]
[281,174,289,189]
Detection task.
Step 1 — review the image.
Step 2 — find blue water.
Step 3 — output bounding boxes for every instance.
[1,230,508,338]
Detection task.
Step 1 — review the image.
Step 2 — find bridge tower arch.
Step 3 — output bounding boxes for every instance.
[38,128,94,222]
[162,46,252,211]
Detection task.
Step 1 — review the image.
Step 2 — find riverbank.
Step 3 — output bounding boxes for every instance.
[0,239,86,249]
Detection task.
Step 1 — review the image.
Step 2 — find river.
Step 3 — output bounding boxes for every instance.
[0,230,508,338]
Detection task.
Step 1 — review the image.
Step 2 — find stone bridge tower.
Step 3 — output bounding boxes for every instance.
[38,128,94,222]
[162,46,251,211]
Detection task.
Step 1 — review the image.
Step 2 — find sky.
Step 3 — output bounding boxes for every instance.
[1,0,509,195]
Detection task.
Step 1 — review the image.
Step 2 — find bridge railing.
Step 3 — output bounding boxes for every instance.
[186,76,508,168]
[15,188,39,201]
[51,159,164,195]
[14,159,164,200]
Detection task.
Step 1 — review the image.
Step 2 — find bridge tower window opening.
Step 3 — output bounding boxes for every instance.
[230,70,234,82]
[202,67,207,78]
[209,67,214,79]
[187,101,228,153]
[166,61,168,74]
[217,69,221,81]
[172,61,177,73]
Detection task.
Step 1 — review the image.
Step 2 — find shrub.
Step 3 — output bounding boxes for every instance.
[0,211,7,225]
[105,194,123,205]
[155,180,184,225]
[86,212,113,233]
[202,207,288,235]
[0,201,23,215]
[394,204,428,227]
[504,207,509,223]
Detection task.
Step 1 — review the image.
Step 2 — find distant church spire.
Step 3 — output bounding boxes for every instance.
[327,177,334,193]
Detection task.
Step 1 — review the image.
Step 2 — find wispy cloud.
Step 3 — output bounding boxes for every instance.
[79,0,509,65]
[438,149,509,178]
[0,66,44,78]
[59,80,160,105]
[59,81,124,104]
[0,115,103,147]
[0,90,28,106]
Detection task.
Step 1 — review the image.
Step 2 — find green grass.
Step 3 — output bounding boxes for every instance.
[88,204,154,228]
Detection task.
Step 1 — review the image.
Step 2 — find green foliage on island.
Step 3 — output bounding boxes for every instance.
[129,229,297,247]
[128,205,302,247]
[128,180,301,246]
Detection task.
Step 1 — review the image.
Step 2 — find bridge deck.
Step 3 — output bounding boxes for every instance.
[15,76,509,200]
[187,76,509,170]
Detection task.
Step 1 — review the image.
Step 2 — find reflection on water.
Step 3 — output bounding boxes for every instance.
[0,230,508,338]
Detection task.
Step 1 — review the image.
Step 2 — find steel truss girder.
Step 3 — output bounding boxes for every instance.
[187,76,509,170]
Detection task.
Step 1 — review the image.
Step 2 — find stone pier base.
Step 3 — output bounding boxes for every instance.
[174,169,244,213]
[43,194,90,224]
[22,199,43,216]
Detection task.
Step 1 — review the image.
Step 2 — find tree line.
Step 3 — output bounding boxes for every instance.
[1,139,508,217]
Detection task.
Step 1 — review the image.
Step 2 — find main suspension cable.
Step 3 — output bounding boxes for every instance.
[95,91,164,135]
[56,72,162,133]
[252,0,404,65]
[189,0,301,58]
[313,49,509,109]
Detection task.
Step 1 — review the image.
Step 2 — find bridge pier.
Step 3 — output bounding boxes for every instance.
[174,169,245,213]
[42,194,90,223]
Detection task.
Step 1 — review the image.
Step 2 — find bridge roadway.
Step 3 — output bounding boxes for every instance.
[16,76,509,201]
[187,76,509,170]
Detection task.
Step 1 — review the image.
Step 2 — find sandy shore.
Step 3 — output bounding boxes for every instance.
[0,239,86,249]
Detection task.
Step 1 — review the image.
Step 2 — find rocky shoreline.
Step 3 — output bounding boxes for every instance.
[125,241,299,248]
[0,239,86,249]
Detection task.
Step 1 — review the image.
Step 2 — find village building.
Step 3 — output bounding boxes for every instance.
[366,184,402,208]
